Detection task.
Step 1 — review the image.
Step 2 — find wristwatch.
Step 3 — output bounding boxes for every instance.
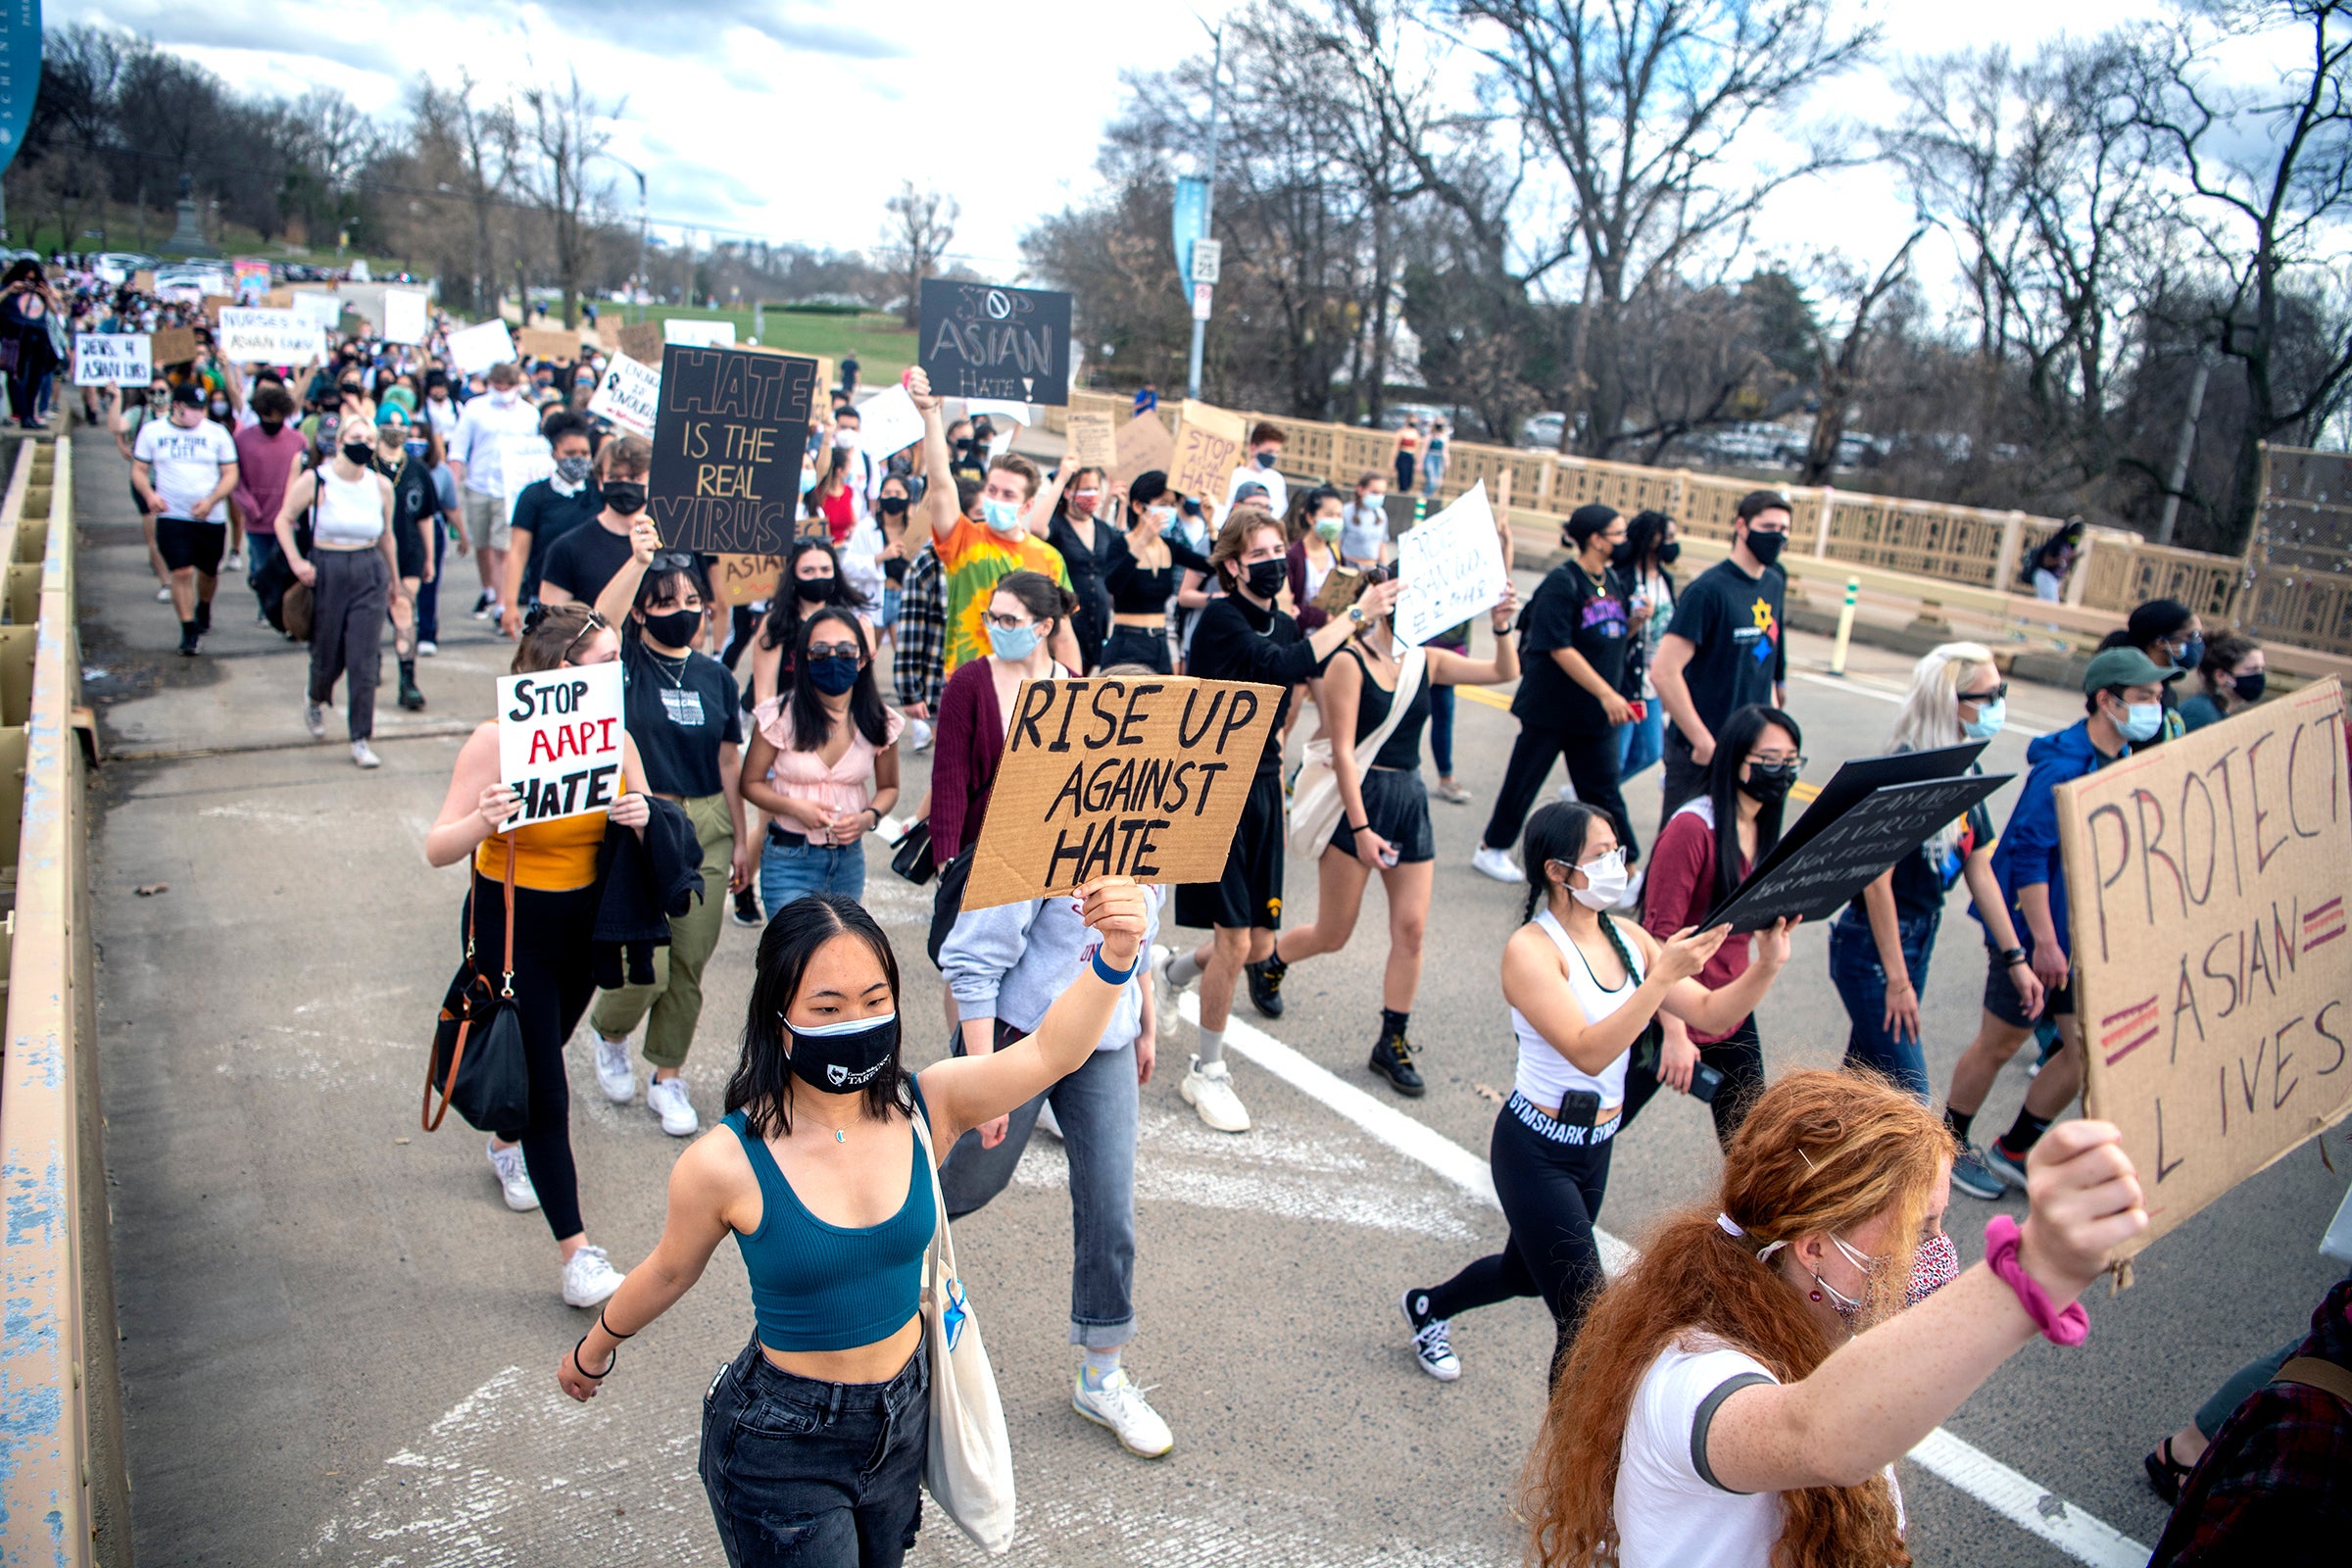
[1347,604,1366,624]
[1999,947,2030,969]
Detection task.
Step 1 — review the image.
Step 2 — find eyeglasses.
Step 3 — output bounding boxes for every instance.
[1750,752,1806,769]
[1959,683,2008,705]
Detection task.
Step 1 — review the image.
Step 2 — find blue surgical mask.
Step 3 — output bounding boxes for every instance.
[1961,698,2006,740]
[403,438,427,460]
[2121,701,2164,744]
[988,621,1041,662]
[981,497,1023,534]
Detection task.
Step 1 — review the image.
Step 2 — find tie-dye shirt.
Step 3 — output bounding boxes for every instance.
[936,516,1072,675]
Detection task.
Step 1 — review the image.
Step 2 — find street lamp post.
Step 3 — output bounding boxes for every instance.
[1185,24,1223,403]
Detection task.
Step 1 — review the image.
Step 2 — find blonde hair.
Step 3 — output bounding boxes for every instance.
[1888,641,1996,859]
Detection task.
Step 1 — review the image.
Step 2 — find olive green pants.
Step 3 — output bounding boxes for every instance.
[590,791,732,1069]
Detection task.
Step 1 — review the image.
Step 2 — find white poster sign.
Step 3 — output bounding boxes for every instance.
[964,397,1033,427]
[290,291,346,331]
[217,308,325,367]
[501,435,557,525]
[382,288,429,345]
[852,383,925,460]
[1393,480,1509,647]
[448,318,520,377]
[497,662,626,827]
[74,334,151,386]
[587,352,662,438]
[662,318,737,348]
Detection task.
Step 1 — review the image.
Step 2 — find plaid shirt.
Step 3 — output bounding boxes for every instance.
[894,542,947,713]
[2151,1276,2352,1565]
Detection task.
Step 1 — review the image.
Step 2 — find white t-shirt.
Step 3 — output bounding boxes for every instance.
[1222,462,1289,523]
[1616,1338,1899,1568]
[447,394,546,496]
[133,417,239,522]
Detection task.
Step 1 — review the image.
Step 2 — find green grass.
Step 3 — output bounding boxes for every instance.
[609,305,919,380]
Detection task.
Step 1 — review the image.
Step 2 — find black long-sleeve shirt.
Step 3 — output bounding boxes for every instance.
[1185,593,1329,773]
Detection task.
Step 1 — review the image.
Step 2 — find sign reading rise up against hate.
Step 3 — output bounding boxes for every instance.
[2057,678,2352,1263]
[963,677,1281,909]
[648,344,815,555]
[919,279,1073,405]
[498,662,626,827]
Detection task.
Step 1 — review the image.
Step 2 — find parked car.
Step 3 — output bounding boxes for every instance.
[153,264,231,296]
[90,253,159,285]
[1519,411,1568,449]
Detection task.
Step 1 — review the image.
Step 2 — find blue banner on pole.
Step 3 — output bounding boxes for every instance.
[0,0,41,184]
[1171,175,1207,295]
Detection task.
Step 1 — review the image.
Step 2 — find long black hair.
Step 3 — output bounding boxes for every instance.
[758,537,869,657]
[1625,510,1677,576]
[622,554,711,648]
[1704,704,1802,906]
[1522,800,1608,924]
[726,895,913,1138]
[788,606,892,751]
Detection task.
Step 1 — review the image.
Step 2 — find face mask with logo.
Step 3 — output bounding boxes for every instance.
[1567,849,1629,910]
[805,654,860,696]
[981,497,1024,534]
[556,455,593,486]
[2118,700,2164,744]
[1245,559,1288,601]
[1962,697,2006,740]
[1314,516,1343,542]
[1743,527,1787,568]
[604,481,647,515]
[783,1009,900,1095]
[1741,760,1797,803]
[2233,670,2267,704]
[988,620,1042,662]
[642,607,701,648]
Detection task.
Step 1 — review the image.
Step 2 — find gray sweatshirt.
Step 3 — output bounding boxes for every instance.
[939,885,1163,1051]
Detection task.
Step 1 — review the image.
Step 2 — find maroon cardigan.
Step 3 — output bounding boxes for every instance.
[928,659,1004,860]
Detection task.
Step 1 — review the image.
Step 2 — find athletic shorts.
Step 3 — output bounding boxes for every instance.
[1984,938,2074,1027]
[155,515,226,575]
[465,488,509,553]
[394,512,428,580]
[1329,765,1435,863]
[1175,766,1285,931]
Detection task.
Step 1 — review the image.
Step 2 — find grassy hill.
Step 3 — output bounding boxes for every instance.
[598,305,919,381]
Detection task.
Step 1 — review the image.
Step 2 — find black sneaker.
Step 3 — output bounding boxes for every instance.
[1400,1290,1460,1381]
[1244,957,1286,1019]
[177,632,200,658]
[194,600,212,634]
[731,887,763,928]
[1370,1028,1426,1097]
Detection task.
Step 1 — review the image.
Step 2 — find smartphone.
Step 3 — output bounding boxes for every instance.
[1379,845,1399,868]
[1689,1062,1725,1103]
[1555,1089,1603,1127]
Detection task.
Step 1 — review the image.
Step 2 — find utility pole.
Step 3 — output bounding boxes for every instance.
[2157,346,2216,547]
[1185,23,1223,403]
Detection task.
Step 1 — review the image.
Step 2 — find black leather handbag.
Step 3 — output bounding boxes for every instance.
[890,817,938,886]
[424,839,531,1134]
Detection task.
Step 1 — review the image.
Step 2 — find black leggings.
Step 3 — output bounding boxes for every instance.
[464,874,599,1240]
[1482,723,1639,865]
[1422,1101,1614,1381]
[1619,1014,1763,1150]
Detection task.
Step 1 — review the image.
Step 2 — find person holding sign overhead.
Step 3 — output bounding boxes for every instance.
[1159,512,1403,1132]
[424,604,653,1309]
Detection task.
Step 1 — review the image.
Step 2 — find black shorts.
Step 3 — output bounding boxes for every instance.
[394,513,428,580]
[1102,623,1173,674]
[155,516,227,575]
[1175,766,1285,931]
[1329,765,1436,863]
[1984,938,2074,1027]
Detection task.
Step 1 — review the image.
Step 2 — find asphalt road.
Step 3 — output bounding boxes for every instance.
[76,422,2347,1567]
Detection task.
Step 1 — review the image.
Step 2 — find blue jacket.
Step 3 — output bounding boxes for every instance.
[1982,720,2127,959]
[940,885,1161,1051]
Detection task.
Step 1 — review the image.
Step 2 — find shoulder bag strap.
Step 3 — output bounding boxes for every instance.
[2274,1355,2352,1405]
[499,837,517,998]
[1353,643,1424,763]
[906,1097,956,1301]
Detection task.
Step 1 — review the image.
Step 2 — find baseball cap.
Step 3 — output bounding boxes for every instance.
[2082,646,2182,693]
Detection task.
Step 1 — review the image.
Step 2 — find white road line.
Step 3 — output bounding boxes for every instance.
[1178,995,2149,1568]
[1792,669,2051,737]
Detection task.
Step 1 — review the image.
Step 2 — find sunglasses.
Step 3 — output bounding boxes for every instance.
[649,551,697,572]
[1960,683,2009,705]
[522,605,611,663]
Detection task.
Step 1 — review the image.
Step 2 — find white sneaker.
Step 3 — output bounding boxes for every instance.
[417,640,437,657]
[1072,1367,1174,1458]
[1181,1055,1251,1133]
[303,700,327,740]
[594,1033,635,1102]
[222,552,244,571]
[908,716,934,752]
[156,585,173,603]
[647,1075,699,1136]
[351,739,382,769]
[1037,1100,1063,1141]
[1555,780,1581,803]
[488,1138,539,1211]
[561,1243,626,1308]
[1470,845,1526,884]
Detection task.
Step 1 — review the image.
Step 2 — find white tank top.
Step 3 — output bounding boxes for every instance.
[313,464,385,547]
[1512,907,1646,1112]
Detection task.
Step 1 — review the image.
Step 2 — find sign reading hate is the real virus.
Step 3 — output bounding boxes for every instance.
[648,343,816,555]
[918,279,1072,406]
[497,661,627,828]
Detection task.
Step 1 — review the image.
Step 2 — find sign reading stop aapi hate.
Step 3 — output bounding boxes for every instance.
[962,677,1282,910]
[498,661,628,828]
[2058,677,2352,1263]
[648,344,816,555]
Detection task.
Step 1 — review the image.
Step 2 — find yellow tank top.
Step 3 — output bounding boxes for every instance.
[474,811,606,891]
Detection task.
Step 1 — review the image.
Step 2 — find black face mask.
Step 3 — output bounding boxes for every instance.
[878,495,908,515]
[342,441,376,467]
[642,608,701,648]
[2232,670,2267,705]
[783,1010,901,1096]
[1743,528,1787,568]
[1656,540,1682,564]
[795,576,835,604]
[1245,559,1288,600]
[1609,541,1637,568]
[1741,761,1798,803]
[604,481,647,515]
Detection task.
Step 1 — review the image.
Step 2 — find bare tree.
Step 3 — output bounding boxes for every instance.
[1796,227,1925,482]
[881,183,958,327]
[519,72,616,329]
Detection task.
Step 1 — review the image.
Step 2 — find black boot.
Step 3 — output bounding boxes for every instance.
[1245,956,1287,1019]
[1370,1020,1426,1097]
[178,618,200,657]
[398,658,426,710]
[194,598,212,634]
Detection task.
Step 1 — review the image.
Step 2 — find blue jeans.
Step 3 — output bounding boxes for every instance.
[939,1032,1138,1348]
[1829,907,1938,1101]
[699,1334,928,1567]
[1428,683,1456,776]
[1616,701,1665,779]
[760,833,866,914]
[416,519,448,645]
[1422,455,1446,497]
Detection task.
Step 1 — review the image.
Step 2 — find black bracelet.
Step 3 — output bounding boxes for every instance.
[599,1305,635,1341]
[571,1330,616,1380]
[1348,821,1369,835]
[1999,947,2029,969]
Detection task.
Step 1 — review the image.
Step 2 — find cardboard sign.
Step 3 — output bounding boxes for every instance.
[262,287,295,309]
[502,435,557,526]
[1312,564,1366,618]
[1705,772,2011,933]
[712,553,786,609]
[213,310,314,367]
[1393,481,1511,647]
[447,318,519,377]
[648,343,816,555]
[497,661,627,827]
[588,351,661,438]
[663,318,737,349]
[1168,400,1245,505]
[617,320,664,365]
[201,294,233,321]
[1111,409,1175,496]
[382,288,429,345]
[919,279,1073,405]
[518,324,581,362]
[2059,677,2352,1262]
[149,325,203,367]
[852,382,926,460]
[1066,410,1117,470]
[962,676,1283,909]
[74,334,151,386]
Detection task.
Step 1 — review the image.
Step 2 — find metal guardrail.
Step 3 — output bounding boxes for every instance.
[0,435,128,1568]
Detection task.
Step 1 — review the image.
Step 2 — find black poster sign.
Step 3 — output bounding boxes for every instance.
[1704,772,2012,933]
[648,345,815,555]
[918,279,1073,405]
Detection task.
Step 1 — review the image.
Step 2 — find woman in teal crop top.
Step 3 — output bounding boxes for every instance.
[558,880,1149,1567]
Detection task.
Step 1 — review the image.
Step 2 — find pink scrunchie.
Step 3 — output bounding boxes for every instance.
[1984,1214,2088,1347]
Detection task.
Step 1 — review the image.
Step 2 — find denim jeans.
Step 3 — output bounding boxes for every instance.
[699,1335,928,1568]
[1616,701,1665,780]
[1829,906,1938,1101]
[761,833,866,915]
[938,1033,1138,1348]
[1428,682,1455,775]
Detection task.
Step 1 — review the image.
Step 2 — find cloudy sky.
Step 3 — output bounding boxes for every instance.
[77,0,2179,286]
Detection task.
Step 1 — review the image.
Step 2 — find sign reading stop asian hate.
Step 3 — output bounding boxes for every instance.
[648,344,815,555]
[918,279,1073,406]
[2058,677,2352,1263]
[497,661,627,827]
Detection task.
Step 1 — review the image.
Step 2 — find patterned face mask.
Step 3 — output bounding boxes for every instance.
[1905,1229,1960,1306]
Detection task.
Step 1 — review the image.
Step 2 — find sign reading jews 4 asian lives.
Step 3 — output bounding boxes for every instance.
[1393,481,1511,648]
[2058,677,2352,1263]
[497,662,627,827]
[648,344,816,555]
[919,279,1072,406]
[962,677,1282,910]
[74,334,151,386]
[588,352,661,438]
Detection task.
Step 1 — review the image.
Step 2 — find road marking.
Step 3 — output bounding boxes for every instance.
[1179,994,2149,1568]
[1457,686,1510,711]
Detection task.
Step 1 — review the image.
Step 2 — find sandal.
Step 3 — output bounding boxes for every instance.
[2142,1436,2194,1504]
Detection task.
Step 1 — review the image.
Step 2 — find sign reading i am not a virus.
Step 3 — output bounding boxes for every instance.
[497,661,627,827]
[648,344,816,556]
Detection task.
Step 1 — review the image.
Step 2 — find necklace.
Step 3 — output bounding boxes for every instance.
[804,1107,856,1144]
[643,647,689,689]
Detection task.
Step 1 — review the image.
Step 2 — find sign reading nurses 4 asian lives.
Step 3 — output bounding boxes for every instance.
[2057,677,2352,1264]
[498,662,626,827]
[918,279,1073,406]
[647,344,815,555]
